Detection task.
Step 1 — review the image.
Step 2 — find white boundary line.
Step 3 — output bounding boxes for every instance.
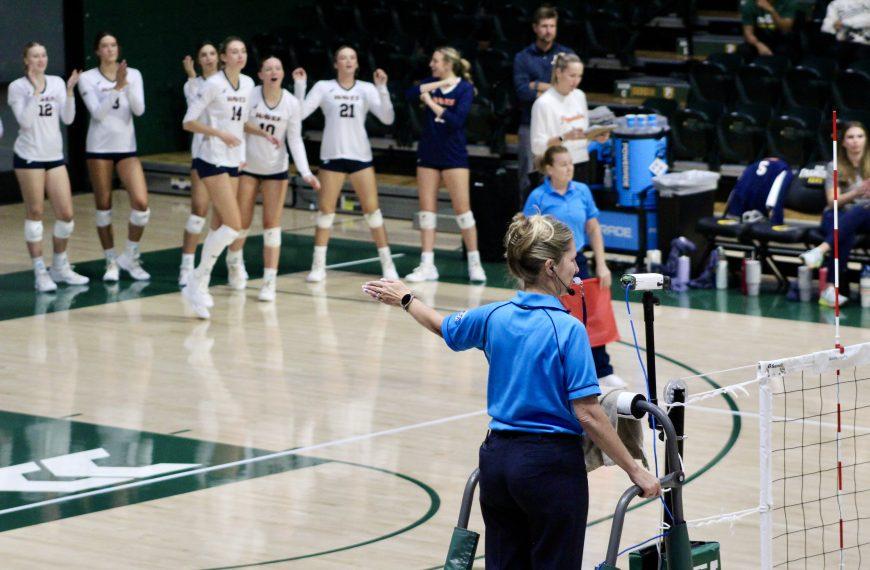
[0,408,486,517]
[325,253,404,271]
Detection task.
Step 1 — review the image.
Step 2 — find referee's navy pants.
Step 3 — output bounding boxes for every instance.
[576,254,614,378]
[479,431,589,569]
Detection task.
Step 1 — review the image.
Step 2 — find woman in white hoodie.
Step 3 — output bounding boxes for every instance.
[530,53,608,184]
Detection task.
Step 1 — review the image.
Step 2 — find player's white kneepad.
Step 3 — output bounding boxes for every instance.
[129,208,151,227]
[417,211,437,230]
[185,214,206,234]
[24,220,43,243]
[237,228,249,241]
[95,209,112,228]
[456,211,476,230]
[315,211,335,230]
[263,227,282,248]
[363,209,384,229]
[53,219,75,239]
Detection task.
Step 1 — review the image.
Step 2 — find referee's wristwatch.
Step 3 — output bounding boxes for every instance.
[401,293,415,311]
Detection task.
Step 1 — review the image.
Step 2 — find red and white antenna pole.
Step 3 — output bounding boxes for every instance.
[832,109,845,569]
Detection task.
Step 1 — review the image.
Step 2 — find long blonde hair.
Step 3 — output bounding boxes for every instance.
[838,122,870,187]
[550,52,582,85]
[436,46,472,83]
[504,213,574,287]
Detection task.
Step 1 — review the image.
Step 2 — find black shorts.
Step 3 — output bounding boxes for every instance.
[416,159,469,171]
[13,154,65,170]
[319,158,372,174]
[240,170,289,181]
[85,151,138,163]
[192,158,240,179]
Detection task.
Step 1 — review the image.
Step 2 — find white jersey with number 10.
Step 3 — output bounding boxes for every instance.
[245,86,312,177]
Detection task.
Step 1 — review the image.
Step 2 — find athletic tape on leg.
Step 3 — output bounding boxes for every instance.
[95,209,112,228]
[456,211,476,230]
[185,214,206,234]
[53,219,75,239]
[24,220,43,242]
[129,208,150,226]
[316,211,335,229]
[263,227,282,247]
[418,211,437,230]
[364,209,384,229]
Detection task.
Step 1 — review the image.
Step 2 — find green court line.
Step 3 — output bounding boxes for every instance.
[0,230,865,325]
[417,346,742,570]
[202,460,441,569]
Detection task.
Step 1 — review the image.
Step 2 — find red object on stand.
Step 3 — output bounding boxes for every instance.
[560,278,620,348]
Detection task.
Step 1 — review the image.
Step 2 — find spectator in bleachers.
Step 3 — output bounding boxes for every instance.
[740,0,797,57]
[800,121,870,306]
[821,0,870,63]
[530,53,608,185]
[513,5,575,200]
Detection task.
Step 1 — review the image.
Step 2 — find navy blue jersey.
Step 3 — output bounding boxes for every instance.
[406,78,473,169]
[727,159,793,225]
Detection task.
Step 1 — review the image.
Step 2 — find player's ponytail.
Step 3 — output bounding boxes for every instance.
[437,47,473,84]
[505,213,573,287]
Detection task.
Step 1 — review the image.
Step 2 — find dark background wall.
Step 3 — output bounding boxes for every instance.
[0,0,66,174]
[81,0,310,155]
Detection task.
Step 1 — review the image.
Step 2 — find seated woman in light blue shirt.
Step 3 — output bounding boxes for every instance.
[362,213,659,569]
[524,144,624,388]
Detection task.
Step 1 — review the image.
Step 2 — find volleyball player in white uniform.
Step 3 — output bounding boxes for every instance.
[293,46,398,282]
[78,32,151,282]
[181,36,271,319]
[178,41,219,286]
[9,42,88,292]
[225,55,319,301]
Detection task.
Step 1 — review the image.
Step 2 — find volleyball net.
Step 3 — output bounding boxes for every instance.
[662,341,870,569]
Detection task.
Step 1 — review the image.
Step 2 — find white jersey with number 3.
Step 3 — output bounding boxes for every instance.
[244,86,312,177]
[294,79,394,162]
[78,67,144,153]
[8,75,75,162]
[183,71,254,168]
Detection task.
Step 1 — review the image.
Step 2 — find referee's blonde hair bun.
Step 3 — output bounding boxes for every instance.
[504,213,573,287]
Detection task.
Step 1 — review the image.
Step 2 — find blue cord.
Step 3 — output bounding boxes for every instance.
[619,285,676,553]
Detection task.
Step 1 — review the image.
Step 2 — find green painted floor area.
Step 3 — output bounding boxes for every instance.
[0,409,327,532]
[0,232,866,326]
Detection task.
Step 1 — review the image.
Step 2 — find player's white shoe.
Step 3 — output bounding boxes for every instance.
[182,276,211,319]
[117,252,150,281]
[799,246,824,269]
[258,279,276,302]
[227,262,248,291]
[468,261,487,284]
[50,263,90,285]
[405,264,439,283]
[306,262,326,283]
[819,285,848,308]
[599,374,627,389]
[34,269,58,293]
[103,259,120,282]
[178,265,193,287]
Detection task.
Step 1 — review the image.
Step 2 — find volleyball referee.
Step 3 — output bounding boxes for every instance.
[363,213,660,568]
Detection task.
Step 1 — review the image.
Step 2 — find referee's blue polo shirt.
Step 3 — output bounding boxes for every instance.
[523,178,600,251]
[441,291,601,435]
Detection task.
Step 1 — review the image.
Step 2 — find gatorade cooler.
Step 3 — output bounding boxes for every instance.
[612,114,669,210]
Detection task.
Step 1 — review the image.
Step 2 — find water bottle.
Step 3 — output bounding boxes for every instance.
[745,259,761,296]
[715,247,728,290]
[603,164,613,190]
[797,265,812,302]
[861,265,870,308]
